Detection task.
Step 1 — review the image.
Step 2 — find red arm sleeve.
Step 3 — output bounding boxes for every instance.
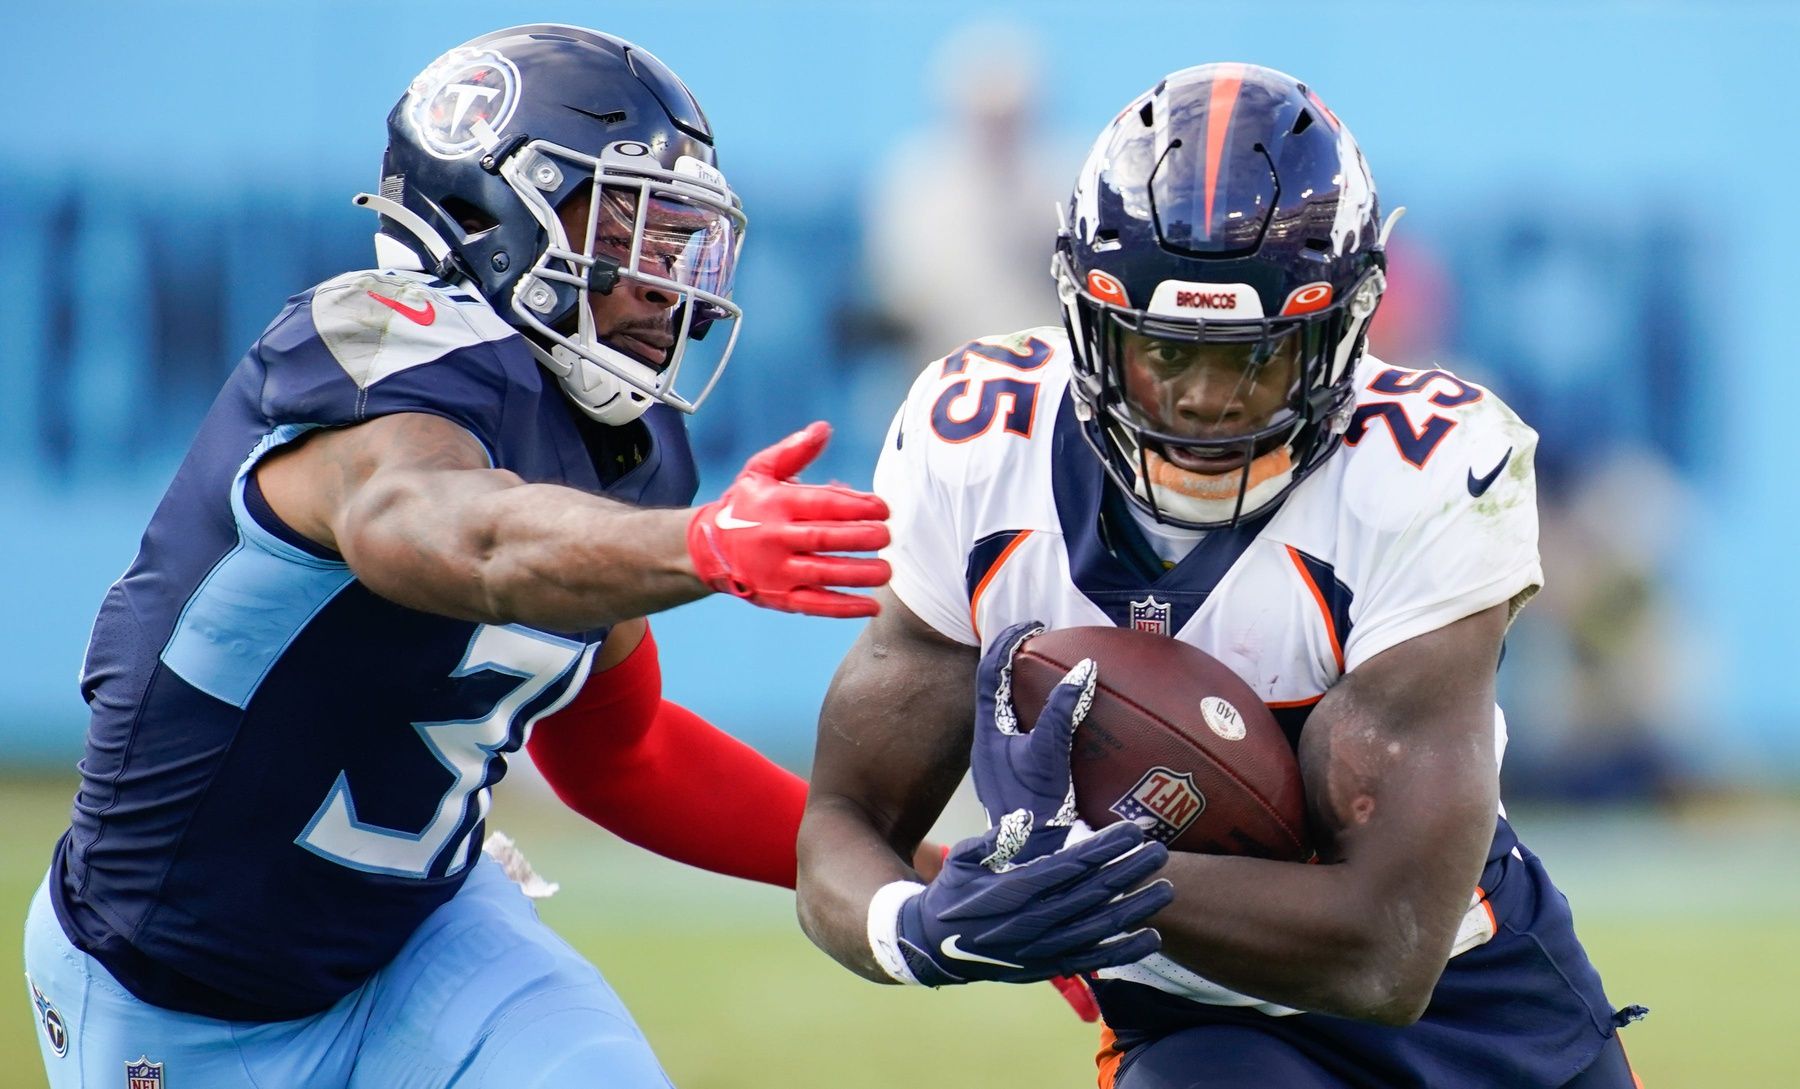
[524,624,805,888]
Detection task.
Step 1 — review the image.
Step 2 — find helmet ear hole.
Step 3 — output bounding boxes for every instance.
[440,197,499,238]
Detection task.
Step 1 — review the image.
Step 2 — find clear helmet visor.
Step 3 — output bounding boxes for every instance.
[562,184,742,396]
[586,184,739,302]
[509,139,746,422]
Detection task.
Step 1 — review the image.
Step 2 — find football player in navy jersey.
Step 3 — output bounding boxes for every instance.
[23,24,896,1089]
[796,65,1646,1087]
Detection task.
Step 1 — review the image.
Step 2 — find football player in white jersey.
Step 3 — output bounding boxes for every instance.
[795,65,1644,1088]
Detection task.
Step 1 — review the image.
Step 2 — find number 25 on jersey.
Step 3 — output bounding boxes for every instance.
[1344,367,1482,468]
[929,337,1053,443]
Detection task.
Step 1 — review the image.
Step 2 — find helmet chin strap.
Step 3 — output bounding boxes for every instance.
[1378,205,1407,248]
[527,341,656,426]
[361,184,663,428]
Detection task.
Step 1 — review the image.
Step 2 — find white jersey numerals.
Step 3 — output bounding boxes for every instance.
[297,624,594,878]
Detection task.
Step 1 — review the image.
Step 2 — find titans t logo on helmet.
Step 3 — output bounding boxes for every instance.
[406,48,522,160]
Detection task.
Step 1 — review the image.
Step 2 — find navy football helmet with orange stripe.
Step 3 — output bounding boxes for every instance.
[1054,63,1397,528]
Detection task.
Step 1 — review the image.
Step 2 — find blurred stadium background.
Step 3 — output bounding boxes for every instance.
[4,1,1796,1083]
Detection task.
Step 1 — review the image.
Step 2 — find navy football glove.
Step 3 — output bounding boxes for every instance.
[870,819,1170,986]
[970,620,1085,834]
[866,623,1173,986]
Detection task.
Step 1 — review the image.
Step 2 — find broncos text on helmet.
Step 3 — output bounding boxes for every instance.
[367,24,746,425]
[1054,63,1402,528]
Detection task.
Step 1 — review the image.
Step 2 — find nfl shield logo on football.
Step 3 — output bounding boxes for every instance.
[1129,596,1172,635]
[127,1057,164,1089]
[1109,766,1206,843]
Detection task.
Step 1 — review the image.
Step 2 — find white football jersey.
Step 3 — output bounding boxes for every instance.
[874,327,1541,1014]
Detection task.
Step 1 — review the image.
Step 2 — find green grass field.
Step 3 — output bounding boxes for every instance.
[4,774,1794,1086]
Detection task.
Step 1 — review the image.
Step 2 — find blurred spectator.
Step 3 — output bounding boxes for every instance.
[849,20,1070,399]
[1499,450,1698,802]
[1366,235,1457,367]
[1367,224,1699,802]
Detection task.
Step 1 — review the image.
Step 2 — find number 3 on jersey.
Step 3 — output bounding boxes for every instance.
[298,624,594,878]
[1344,367,1483,468]
[929,336,1051,443]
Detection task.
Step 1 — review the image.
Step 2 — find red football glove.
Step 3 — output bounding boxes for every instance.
[686,421,891,618]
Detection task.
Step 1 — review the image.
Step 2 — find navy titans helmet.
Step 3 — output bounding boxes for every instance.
[366,24,745,424]
[1054,63,1398,528]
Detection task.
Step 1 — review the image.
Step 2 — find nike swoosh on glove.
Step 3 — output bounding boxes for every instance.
[868,643,1174,986]
[874,820,1172,986]
[928,842,1104,1020]
[686,421,891,618]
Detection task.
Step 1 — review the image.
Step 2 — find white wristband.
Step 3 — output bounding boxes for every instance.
[865,880,928,986]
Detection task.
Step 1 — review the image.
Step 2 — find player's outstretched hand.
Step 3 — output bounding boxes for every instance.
[872,820,1172,987]
[1051,972,1102,1021]
[686,422,891,618]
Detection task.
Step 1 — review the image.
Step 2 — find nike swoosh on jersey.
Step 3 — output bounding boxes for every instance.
[714,503,762,531]
[366,291,437,326]
[939,934,1025,969]
[1467,448,1513,497]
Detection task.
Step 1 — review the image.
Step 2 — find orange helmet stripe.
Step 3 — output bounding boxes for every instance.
[1201,65,1247,240]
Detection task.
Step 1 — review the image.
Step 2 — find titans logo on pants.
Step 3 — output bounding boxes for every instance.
[28,977,66,1058]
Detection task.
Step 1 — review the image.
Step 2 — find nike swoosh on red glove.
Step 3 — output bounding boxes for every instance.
[686,421,891,618]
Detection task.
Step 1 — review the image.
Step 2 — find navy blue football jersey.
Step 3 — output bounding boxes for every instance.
[51,269,699,1020]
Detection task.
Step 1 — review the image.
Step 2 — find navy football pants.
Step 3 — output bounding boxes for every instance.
[1110,1024,1640,1088]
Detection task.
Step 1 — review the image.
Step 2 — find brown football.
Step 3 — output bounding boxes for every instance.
[1008,625,1310,860]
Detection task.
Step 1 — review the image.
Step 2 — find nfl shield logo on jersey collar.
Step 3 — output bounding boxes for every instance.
[127,1057,164,1089]
[1129,595,1172,636]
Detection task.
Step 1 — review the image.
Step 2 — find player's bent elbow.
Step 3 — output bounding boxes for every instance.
[1351,982,1434,1027]
[1325,956,1444,1026]
[1293,919,1447,1025]
[1304,978,1421,1026]
[792,888,892,986]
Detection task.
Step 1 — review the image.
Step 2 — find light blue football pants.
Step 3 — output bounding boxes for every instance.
[22,858,674,1088]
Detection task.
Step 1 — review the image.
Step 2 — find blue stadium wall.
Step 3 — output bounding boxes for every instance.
[2,2,1793,779]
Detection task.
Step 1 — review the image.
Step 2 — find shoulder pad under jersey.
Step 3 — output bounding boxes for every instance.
[254,269,537,452]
